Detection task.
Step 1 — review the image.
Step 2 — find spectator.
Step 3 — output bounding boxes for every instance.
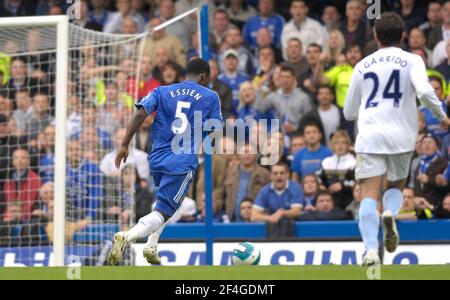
[120,16,138,34]
[135,117,152,154]
[4,57,40,100]
[224,143,270,221]
[66,139,103,220]
[252,162,303,237]
[12,90,32,135]
[242,0,285,50]
[128,55,161,101]
[80,126,105,163]
[219,27,254,76]
[287,133,305,162]
[252,46,277,90]
[143,18,186,68]
[325,29,346,67]
[100,128,149,183]
[415,193,450,219]
[151,47,185,84]
[25,92,54,140]
[419,1,443,42]
[314,43,363,109]
[221,0,258,30]
[297,190,352,221]
[434,40,450,84]
[394,0,426,33]
[30,181,54,221]
[292,122,332,181]
[211,9,234,51]
[70,104,113,151]
[281,0,327,59]
[187,153,227,210]
[103,0,145,34]
[218,49,250,115]
[88,0,112,28]
[39,125,55,183]
[70,0,102,31]
[414,133,448,206]
[322,5,341,32]
[283,38,309,90]
[238,197,254,222]
[253,28,283,65]
[161,61,183,85]
[409,132,426,188]
[338,0,371,48]
[209,59,233,119]
[408,27,433,66]
[346,183,362,220]
[301,43,324,96]
[159,0,191,50]
[419,76,448,140]
[318,130,356,209]
[195,192,230,223]
[0,0,36,17]
[255,64,312,135]
[236,81,274,130]
[396,187,418,220]
[300,85,345,145]
[0,114,27,204]
[260,131,290,169]
[3,148,40,222]
[302,174,319,210]
[430,2,450,67]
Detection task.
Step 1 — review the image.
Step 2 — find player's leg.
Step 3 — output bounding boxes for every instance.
[142,173,194,264]
[143,204,184,264]
[108,172,166,265]
[381,152,413,253]
[355,154,387,266]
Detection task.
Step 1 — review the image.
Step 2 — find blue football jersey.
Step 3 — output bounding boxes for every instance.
[136,80,223,174]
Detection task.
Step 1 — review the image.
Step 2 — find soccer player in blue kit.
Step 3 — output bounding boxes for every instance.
[108,58,223,265]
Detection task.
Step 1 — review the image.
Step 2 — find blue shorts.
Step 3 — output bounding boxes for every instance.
[152,171,194,217]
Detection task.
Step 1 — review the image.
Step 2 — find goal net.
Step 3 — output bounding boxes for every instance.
[0,17,148,266]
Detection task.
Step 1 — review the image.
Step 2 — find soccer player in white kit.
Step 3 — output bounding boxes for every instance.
[344,12,450,266]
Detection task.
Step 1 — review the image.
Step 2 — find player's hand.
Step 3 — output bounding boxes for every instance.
[115,146,129,169]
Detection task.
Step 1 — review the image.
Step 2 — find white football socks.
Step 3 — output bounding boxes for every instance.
[126,211,165,243]
[146,224,166,248]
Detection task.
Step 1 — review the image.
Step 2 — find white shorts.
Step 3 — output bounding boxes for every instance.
[355,152,413,182]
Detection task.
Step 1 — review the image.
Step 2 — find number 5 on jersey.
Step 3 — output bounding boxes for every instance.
[364,70,403,109]
[172,101,191,134]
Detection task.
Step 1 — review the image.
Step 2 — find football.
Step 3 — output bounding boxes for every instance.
[232,242,261,265]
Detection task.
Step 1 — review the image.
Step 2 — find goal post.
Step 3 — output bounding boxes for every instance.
[0,15,69,267]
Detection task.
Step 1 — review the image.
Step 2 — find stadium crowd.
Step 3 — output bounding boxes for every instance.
[1,0,450,245]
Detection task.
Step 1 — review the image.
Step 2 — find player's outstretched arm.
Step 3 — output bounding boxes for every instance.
[115,108,148,169]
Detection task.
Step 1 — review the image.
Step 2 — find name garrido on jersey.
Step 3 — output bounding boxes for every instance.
[169,88,203,101]
[363,55,408,69]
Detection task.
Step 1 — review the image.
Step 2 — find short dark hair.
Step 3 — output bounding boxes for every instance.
[240,197,254,206]
[186,57,210,76]
[271,161,290,172]
[307,43,322,52]
[279,63,296,76]
[429,76,443,89]
[345,42,362,54]
[375,12,405,46]
[317,85,334,94]
[317,190,333,201]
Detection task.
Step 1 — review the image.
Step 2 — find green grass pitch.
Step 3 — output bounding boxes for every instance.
[0,265,449,280]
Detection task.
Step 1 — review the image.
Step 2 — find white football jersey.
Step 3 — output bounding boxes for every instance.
[344,47,446,154]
